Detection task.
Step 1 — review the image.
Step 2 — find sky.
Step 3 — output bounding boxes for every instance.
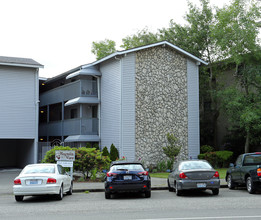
[0,0,229,78]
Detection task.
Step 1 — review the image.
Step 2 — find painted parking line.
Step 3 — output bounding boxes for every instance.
[137,216,261,220]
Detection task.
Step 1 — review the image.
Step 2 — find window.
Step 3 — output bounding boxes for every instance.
[70,109,77,119]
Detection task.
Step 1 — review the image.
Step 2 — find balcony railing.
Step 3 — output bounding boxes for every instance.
[40,80,98,106]
[39,118,99,137]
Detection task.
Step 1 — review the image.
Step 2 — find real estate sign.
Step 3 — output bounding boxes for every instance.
[55,150,75,161]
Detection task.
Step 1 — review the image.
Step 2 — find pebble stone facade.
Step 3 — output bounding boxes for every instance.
[135,46,189,167]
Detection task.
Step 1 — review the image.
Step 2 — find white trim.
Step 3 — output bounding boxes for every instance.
[0,62,43,69]
[82,41,208,69]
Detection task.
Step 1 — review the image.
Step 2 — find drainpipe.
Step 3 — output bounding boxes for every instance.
[35,68,40,163]
[97,76,101,146]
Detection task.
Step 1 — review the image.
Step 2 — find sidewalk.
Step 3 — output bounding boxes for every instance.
[0,169,228,195]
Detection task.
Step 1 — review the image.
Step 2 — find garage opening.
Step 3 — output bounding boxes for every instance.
[0,139,36,168]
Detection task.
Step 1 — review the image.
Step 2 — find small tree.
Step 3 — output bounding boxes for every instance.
[162,133,181,165]
[110,144,119,161]
[102,146,110,157]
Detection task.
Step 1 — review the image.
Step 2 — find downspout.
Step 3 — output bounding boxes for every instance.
[120,57,124,158]
[97,76,101,147]
[35,68,40,163]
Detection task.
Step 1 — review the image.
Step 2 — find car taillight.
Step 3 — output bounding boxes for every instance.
[257,168,261,177]
[179,172,188,179]
[14,179,21,185]
[138,171,149,176]
[47,178,57,184]
[213,171,219,178]
[106,172,117,177]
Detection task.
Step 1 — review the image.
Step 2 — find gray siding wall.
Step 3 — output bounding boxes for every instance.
[0,66,37,138]
[121,53,136,160]
[187,59,200,159]
[100,59,121,153]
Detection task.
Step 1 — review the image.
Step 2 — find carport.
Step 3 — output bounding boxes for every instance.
[0,139,36,168]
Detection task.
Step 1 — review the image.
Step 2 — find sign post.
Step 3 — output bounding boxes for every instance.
[55,150,75,179]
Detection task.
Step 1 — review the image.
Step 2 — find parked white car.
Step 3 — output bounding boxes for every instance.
[13,163,73,202]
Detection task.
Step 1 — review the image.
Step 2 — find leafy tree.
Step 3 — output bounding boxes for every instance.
[162,133,181,163]
[110,144,119,161]
[91,39,116,60]
[159,0,223,148]
[214,0,261,152]
[120,28,159,50]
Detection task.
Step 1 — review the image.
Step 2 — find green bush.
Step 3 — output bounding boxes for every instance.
[110,144,119,161]
[198,150,233,168]
[42,146,111,180]
[41,146,75,163]
[102,146,110,157]
[162,133,181,162]
[200,145,214,154]
[197,154,205,160]
[157,161,167,172]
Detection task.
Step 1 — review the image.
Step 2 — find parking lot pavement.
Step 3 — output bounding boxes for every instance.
[0,169,227,195]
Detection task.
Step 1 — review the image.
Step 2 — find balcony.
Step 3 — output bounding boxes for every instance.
[40,79,98,106]
[39,118,99,137]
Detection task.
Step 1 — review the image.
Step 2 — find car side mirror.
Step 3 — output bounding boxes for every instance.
[229,163,234,168]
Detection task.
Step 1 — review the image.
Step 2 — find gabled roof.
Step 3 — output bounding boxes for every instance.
[46,41,208,82]
[0,56,44,68]
[82,41,208,69]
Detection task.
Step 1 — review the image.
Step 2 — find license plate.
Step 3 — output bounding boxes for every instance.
[124,175,132,180]
[26,180,42,185]
[197,183,206,188]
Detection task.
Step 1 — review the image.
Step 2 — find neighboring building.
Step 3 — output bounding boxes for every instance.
[39,41,207,166]
[0,56,43,168]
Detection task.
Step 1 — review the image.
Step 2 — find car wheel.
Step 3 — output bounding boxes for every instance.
[246,177,256,194]
[227,175,236,189]
[105,192,111,199]
[67,182,73,195]
[168,179,174,192]
[175,182,182,196]
[212,188,219,195]
[57,185,64,200]
[15,195,24,202]
[145,190,151,198]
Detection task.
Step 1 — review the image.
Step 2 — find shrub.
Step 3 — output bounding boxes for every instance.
[162,133,181,162]
[102,146,110,157]
[41,146,75,163]
[110,144,119,161]
[215,151,233,167]
[42,146,111,180]
[198,150,233,168]
[157,161,167,172]
[200,145,214,154]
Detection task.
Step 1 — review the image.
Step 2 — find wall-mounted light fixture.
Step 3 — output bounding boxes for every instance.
[40,110,44,113]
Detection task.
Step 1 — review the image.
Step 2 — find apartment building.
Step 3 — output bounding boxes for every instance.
[39,41,207,166]
[0,56,43,168]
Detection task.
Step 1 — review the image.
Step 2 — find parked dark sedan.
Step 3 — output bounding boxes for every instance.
[104,161,151,199]
[168,160,220,196]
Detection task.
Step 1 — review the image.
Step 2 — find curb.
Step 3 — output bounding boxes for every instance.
[72,184,228,193]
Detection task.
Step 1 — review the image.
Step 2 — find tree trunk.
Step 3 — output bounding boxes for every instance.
[244,130,250,153]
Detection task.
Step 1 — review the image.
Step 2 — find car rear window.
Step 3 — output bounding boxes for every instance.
[244,155,261,165]
[179,161,212,170]
[110,164,144,172]
[22,165,55,174]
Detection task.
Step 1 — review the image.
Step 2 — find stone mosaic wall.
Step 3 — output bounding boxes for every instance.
[135,46,188,167]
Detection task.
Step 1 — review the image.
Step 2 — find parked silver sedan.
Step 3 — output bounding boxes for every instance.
[13,163,73,202]
[168,160,220,196]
